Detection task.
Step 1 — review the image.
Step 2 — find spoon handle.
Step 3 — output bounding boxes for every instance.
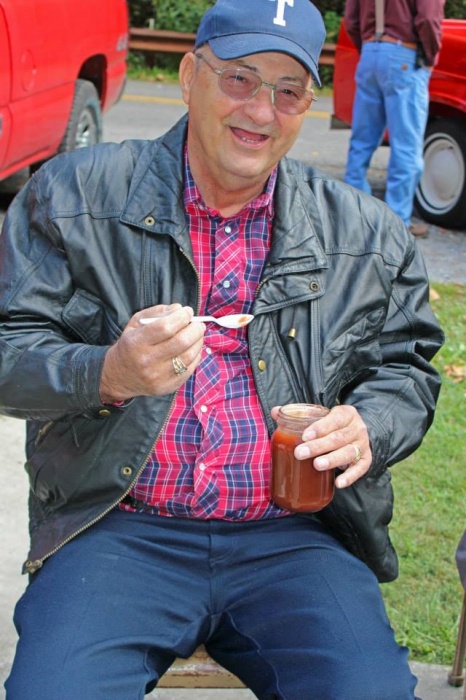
[139,315,215,325]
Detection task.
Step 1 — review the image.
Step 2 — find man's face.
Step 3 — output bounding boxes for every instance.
[180,47,311,200]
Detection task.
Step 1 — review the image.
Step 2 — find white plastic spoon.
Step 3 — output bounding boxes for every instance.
[190,314,254,328]
[140,313,254,329]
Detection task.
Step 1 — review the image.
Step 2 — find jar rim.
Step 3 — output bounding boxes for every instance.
[278,403,329,422]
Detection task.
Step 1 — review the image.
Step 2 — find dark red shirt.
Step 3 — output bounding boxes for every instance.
[344,0,445,65]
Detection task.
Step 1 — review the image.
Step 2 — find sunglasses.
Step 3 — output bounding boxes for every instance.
[195,53,316,115]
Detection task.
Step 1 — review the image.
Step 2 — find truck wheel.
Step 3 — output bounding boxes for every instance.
[58,79,103,153]
[414,118,466,229]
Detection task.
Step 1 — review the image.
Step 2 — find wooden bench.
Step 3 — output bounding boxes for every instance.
[158,644,246,688]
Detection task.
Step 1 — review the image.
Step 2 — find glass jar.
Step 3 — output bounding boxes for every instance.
[271,403,334,512]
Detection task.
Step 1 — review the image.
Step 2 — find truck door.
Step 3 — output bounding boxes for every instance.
[1,0,72,174]
[0,4,12,171]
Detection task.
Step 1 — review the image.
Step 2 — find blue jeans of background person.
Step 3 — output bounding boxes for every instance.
[6,509,419,700]
[344,41,431,226]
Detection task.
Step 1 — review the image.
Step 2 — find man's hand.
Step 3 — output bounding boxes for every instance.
[100,304,205,402]
[271,404,372,488]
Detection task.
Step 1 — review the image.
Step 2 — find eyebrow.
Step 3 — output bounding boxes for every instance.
[228,58,308,86]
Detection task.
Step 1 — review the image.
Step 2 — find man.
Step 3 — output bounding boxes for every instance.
[0,0,443,698]
[344,0,444,236]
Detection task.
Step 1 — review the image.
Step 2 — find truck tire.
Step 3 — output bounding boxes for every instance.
[414,118,466,229]
[58,79,103,153]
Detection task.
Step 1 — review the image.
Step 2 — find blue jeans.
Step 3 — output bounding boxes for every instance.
[6,509,419,699]
[344,41,430,226]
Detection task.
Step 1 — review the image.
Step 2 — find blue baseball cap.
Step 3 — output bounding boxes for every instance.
[195,0,326,87]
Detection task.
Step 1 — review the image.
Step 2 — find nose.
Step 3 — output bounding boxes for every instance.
[244,83,277,123]
[257,80,277,105]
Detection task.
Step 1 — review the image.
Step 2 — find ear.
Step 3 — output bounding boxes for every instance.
[179,52,196,105]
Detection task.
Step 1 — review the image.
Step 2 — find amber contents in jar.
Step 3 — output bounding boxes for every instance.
[271,403,334,512]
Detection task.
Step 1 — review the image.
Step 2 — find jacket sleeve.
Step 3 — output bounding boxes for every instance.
[0,173,108,421]
[342,237,443,475]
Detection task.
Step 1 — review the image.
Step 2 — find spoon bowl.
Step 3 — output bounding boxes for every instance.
[191,314,254,328]
[140,313,254,329]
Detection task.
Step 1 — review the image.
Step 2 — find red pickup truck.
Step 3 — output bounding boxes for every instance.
[0,0,128,186]
[332,19,466,229]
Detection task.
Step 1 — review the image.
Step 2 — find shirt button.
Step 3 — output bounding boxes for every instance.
[200,405,208,413]
[199,462,207,471]
[205,347,212,355]
[222,280,231,288]
[224,226,232,234]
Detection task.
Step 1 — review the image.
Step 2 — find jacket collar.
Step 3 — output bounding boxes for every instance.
[120,114,328,271]
[120,115,192,250]
[270,158,328,271]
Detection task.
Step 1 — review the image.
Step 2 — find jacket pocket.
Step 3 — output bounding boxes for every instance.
[62,289,122,345]
[25,411,127,508]
[324,307,384,392]
[26,416,93,504]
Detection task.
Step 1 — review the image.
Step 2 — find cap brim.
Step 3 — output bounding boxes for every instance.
[208,33,321,87]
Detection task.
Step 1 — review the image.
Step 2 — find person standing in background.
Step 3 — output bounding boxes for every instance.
[344,0,444,237]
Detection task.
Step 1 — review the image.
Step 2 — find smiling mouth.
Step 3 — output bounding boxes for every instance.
[231,127,269,144]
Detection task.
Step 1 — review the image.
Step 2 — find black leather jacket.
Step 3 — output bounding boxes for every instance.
[0,116,443,581]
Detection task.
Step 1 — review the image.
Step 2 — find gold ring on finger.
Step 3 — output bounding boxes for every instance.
[351,444,362,464]
[172,356,188,376]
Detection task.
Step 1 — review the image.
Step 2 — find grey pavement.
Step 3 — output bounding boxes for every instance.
[0,80,465,698]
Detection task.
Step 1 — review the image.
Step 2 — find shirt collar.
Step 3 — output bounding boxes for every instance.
[183,145,276,219]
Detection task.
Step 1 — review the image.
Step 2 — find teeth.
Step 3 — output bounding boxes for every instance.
[239,133,264,143]
[232,127,265,144]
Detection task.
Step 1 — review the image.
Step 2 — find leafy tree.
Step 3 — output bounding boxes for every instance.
[128,0,155,28]
[127,0,465,80]
[128,0,465,32]
[152,0,214,32]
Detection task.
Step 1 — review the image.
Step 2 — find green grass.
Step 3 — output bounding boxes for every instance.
[127,54,181,84]
[381,283,466,665]
[127,64,180,84]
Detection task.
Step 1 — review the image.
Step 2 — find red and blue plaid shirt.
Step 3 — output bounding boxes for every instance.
[123,152,286,520]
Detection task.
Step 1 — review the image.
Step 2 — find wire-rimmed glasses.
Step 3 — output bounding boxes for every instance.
[195,53,315,115]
